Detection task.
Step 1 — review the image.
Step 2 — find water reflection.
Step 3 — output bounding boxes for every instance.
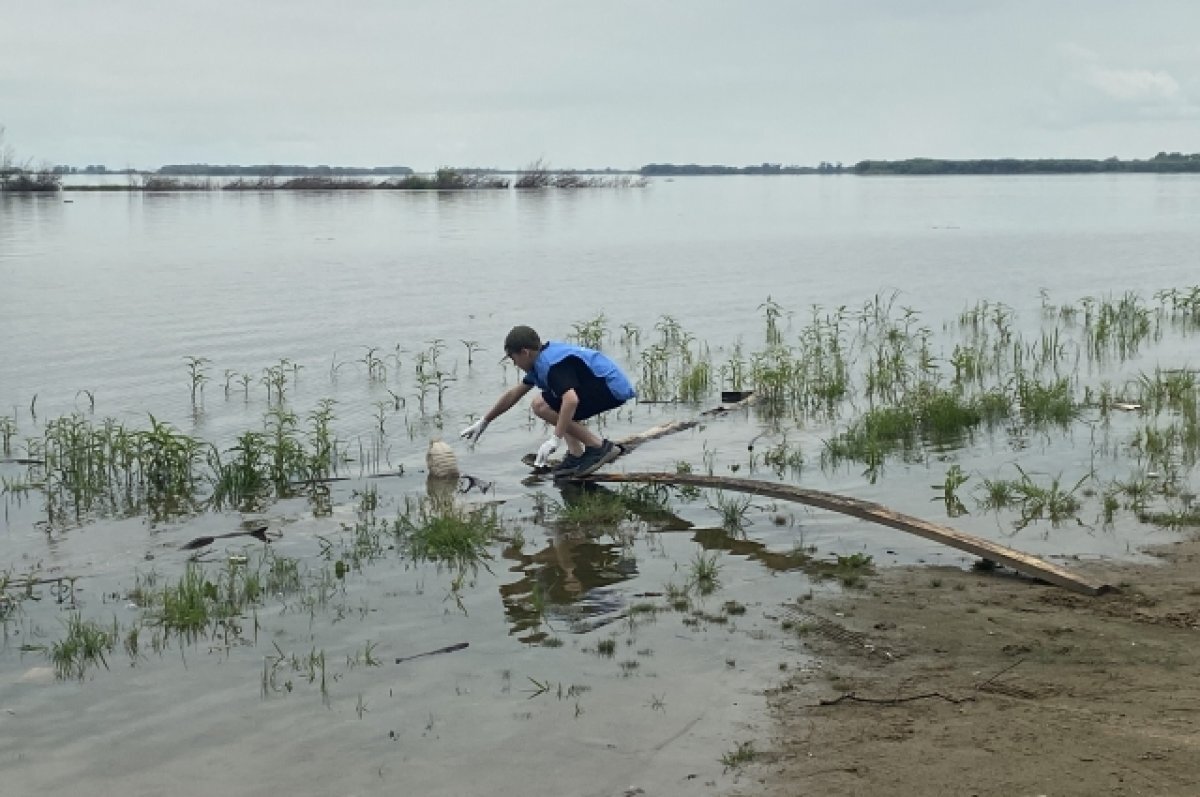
[691,526,811,572]
[0,192,64,260]
[498,483,646,642]
[498,481,818,643]
[499,528,637,643]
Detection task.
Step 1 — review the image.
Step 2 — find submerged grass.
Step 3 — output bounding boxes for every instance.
[973,466,1088,528]
[1018,377,1079,426]
[49,613,118,680]
[553,487,631,528]
[687,551,722,595]
[1137,508,1200,528]
[709,491,752,533]
[822,386,986,470]
[615,483,677,524]
[397,495,502,569]
[155,565,214,639]
[21,405,338,528]
[721,741,758,771]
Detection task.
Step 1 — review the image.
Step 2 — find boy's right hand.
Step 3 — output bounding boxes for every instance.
[460,418,489,443]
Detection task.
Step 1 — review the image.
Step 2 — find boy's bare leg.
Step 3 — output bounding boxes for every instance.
[531,396,601,453]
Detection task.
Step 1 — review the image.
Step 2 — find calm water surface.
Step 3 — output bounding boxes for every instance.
[2,175,1199,796]
[4,175,1198,426]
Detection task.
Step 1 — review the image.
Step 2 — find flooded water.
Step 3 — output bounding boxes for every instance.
[2,175,1200,796]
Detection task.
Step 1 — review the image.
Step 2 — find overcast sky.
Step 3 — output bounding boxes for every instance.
[2,1,1197,170]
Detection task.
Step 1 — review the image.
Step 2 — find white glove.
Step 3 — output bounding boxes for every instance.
[460,418,489,444]
[534,435,561,467]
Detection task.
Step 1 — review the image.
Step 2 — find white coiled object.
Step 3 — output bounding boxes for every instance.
[426,439,460,479]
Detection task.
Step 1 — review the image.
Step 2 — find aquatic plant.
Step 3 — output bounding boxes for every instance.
[262,551,303,594]
[936,464,970,516]
[677,359,711,403]
[976,475,1018,511]
[1017,377,1078,427]
[759,295,786,346]
[396,494,501,570]
[184,356,210,406]
[615,483,675,524]
[1007,466,1087,528]
[461,339,483,366]
[261,361,289,404]
[1137,508,1200,528]
[48,613,118,680]
[208,431,269,507]
[136,415,205,498]
[1080,292,1157,362]
[0,415,15,454]
[638,344,672,402]
[721,741,758,771]
[719,343,747,393]
[360,347,388,382]
[709,490,752,533]
[1131,368,1197,413]
[553,486,631,529]
[262,407,309,492]
[686,551,722,595]
[570,313,607,350]
[831,552,874,587]
[152,565,217,640]
[306,399,338,480]
[412,341,454,414]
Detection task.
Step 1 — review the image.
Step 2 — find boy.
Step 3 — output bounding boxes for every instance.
[460,325,636,478]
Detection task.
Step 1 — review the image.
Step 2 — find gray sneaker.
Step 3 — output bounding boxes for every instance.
[574,440,620,477]
[551,452,584,479]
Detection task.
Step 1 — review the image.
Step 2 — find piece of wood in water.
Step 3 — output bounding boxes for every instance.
[394,641,469,664]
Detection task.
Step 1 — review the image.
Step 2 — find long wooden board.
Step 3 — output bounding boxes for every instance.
[611,391,759,453]
[582,471,1112,596]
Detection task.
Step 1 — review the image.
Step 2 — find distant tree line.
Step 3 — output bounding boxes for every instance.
[640,162,841,176]
[0,125,61,191]
[157,164,414,176]
[48,164,127,174]
[853,153,1200,175]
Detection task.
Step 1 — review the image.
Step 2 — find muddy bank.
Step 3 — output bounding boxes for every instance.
[749,537,1200,797]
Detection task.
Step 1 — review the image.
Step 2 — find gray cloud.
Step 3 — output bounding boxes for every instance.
[2,0,1198,168]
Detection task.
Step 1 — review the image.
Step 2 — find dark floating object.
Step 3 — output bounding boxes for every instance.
[394,641,469,664]
[180,522,271,551]
[721,390,755,403]
[457,474,495,494]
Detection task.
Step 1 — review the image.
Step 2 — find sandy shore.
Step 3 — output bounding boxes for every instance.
[748,536,1200,797]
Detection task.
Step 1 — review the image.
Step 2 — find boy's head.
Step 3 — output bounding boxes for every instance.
[503,325,542,372]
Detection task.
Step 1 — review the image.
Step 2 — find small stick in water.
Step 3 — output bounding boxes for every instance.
[394,641,469,664]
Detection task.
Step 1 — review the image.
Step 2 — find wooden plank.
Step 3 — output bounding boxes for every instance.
[613,392,759,453]
[583,471,1112,597]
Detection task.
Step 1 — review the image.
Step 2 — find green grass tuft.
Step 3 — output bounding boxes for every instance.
[49,613,118,680]
[398,496,501,569]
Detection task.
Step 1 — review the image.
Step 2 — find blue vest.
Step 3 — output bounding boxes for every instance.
[530,341,636,401]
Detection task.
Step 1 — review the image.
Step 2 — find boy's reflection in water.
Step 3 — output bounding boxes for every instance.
[499,483,639,643]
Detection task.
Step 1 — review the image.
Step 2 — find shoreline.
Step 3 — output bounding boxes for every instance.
[751,535,1200,796]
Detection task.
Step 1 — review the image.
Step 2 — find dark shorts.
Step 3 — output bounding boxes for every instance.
[541,382,625,421]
